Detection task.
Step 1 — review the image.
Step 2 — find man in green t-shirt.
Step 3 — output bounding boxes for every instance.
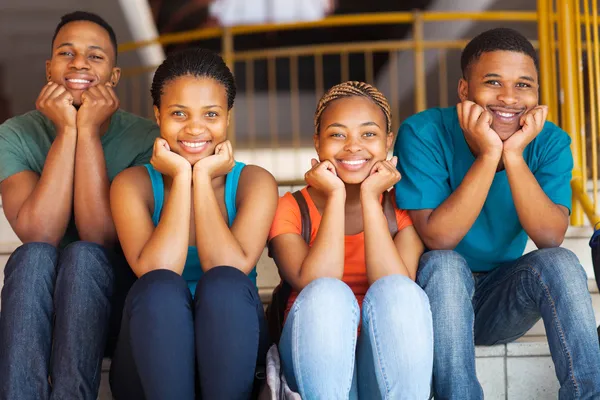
[0,11,158,400]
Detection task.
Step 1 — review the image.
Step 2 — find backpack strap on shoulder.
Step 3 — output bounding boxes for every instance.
[382,190,399,238]
[291,190,311,244]
[267,190,311,345]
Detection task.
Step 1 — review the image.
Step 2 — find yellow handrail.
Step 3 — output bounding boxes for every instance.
[118,11,537,54]
[116,9,600,226]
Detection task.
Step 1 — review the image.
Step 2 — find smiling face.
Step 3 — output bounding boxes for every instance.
[458,50,539,141]
[46,20,120,107]
[154,75,229,166]
[314,95,393,184]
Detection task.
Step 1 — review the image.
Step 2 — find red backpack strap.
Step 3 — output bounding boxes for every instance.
[267,190,311,344]
[382,190,399,238]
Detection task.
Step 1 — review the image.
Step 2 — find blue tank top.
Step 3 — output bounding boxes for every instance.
[144,162,258,294]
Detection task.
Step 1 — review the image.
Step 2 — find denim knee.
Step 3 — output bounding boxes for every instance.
[2,242,58,307]
[125,269,191,316]
[194,266,259,308]
[57,241,114,288]
[291,278,359,325]
[521,248,588,298]
[364,274,430,315]
[417,250,474,298]
[4,242,58,283]
[524,248,586,283]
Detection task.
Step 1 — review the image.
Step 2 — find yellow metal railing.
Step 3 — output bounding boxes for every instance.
[116,11,543,188]
[538,0,600,226]
[115,9,600,221]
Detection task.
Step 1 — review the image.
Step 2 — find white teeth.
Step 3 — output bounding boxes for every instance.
[67,79,91,84]
[340,159,367,166]
[181,141,208,148]
[496,111,515,118]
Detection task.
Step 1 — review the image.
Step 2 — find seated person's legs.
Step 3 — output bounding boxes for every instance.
[0,243,58,400]
[357,274,433,399]
[109,269,195,400]
[194,266,269,400]
[417,250,483,400]
[50,241,115,400]
[279,278,359,400]
[474,247,600,398]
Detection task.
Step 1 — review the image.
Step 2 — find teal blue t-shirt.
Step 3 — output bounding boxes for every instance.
[394,106,573,272]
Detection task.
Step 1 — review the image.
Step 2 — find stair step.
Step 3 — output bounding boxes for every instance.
[97,339,563,399]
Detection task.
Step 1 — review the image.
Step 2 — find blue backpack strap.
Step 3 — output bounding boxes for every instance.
[224,161,245,226]
[143,164,164,226]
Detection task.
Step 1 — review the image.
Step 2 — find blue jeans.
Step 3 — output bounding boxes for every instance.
[419,248,600,400]
[279,276,433,399]
[109,266,269,400]
[0,241,117,400]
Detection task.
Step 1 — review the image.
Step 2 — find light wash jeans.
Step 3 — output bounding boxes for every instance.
[279,275,433,399]
[419,248,600,400]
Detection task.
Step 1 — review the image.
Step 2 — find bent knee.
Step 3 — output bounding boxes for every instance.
[126,269,190,312]
[194,266,257,305]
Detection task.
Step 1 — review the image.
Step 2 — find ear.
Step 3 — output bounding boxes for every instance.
[153,105,161,127]
[313,133,320,156]
[458,78,468,102]
[227,110,231,127]
[386,131,394,152]
[110,67,121,87]
[45,60,52,82]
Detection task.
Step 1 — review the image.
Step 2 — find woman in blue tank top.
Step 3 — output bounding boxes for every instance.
[108,48,278,400]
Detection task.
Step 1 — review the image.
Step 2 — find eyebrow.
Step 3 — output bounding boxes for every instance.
[56,43,107,53]
[167,104,224,109]
[325,121,381,129]
[483,73,536,82]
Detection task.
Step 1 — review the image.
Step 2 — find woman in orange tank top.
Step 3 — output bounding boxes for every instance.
[268,81,433,399]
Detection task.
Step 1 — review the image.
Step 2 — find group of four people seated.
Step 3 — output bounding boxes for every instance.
[0,10,598,400]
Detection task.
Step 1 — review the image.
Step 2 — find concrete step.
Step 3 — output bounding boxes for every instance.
[1,199,599,399]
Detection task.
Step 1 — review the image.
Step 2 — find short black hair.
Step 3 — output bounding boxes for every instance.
[151,48,236,109]
[51,11,118,61]
[461,28,538,78]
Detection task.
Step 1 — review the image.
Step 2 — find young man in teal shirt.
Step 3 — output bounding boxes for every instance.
[0,12,158,400]
[395,28,600,399]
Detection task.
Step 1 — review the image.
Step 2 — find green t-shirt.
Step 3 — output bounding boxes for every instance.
[0,109,160,247]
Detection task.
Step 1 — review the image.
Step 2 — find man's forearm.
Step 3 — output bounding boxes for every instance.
[504,152,568,247]
[74,130,116,247]
[417,154,499,249]
[16,128,77,244]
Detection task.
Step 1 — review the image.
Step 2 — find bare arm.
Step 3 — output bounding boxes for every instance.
[193,165,278,274]
[501,106,567,247]
[269,159,347,291]
[1,129,76,245]
[73,85,120,247]
[503,153,568,247]
[269,191,346,291]
[74,130,115,246]
[409,153,499,250]
[111,166,191,277]
[409,102,504,250]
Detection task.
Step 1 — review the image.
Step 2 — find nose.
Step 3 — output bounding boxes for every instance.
[185,118,206,136]
[68,53,90,70]
[343,135,362,153]
[497,86,518,106]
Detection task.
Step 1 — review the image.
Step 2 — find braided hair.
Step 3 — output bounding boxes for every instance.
[314,81,392,134]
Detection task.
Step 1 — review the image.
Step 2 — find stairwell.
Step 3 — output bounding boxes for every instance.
[0,185,598,399]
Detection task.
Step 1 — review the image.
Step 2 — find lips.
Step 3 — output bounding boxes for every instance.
[64,75,95,91]
[337,158,370,171]
[179,140,210,154]
[488,107,525,124]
